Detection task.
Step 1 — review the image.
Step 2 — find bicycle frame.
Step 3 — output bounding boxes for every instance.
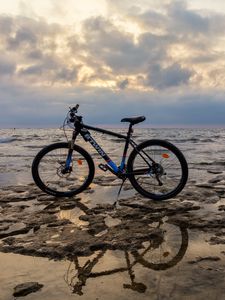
[81,124,133,175]
[83,124,134,173]
[66,121,154,178]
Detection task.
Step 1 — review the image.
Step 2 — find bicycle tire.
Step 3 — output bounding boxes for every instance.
[32,142,95,197]
[127,139,188,200]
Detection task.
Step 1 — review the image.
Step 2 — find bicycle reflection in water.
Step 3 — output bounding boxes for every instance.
[64,221,188,295]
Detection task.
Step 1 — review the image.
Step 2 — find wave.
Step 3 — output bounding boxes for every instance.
[23,145,45,149]
[0,137,17,144]
[200,138,215,143]
[17,137,44,142]
[213,161,225,166]
[198,161,225,166]
[0,154,34,157]
[198,162,213,165]
[168,138,214,143]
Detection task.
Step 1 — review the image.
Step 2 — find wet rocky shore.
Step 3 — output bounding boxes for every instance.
[1,172,225,298]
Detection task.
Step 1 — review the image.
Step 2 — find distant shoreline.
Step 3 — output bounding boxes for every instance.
[1,125,225,130]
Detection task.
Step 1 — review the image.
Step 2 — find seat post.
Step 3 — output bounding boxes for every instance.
[127,123,133,138]
[119,122,134,171]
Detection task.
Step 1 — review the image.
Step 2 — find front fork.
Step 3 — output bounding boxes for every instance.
[64,130,78,172]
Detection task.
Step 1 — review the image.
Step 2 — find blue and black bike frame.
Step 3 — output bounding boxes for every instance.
[81,123,133,176]
[65,116,154,179]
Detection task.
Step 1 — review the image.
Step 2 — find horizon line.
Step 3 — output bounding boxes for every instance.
[1,124,225,129]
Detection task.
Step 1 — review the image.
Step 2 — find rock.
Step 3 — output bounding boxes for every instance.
[0,223,30,239]
[208,178,222,184]
[37,194,56,202]
[214,185,225,190]
[209,236,225,245]
[0,191,37,203]
[47,219,71,227]
[207,170,223,174]
[213,175,225,181]
[218,205,225,211]
[2,237,15,245]
[104,215,121,227]
[123,184,133,191]
[0,223,10,231]
[60,201,77,210]
[195,183,214,189]
[204,195,220,204]
[43,208,61,214]
[188,256,221,264]
[13,282,43,297]
[10,186,27,193]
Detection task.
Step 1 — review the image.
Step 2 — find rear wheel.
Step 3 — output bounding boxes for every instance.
[127,140,188,200]
[32,143,95,197]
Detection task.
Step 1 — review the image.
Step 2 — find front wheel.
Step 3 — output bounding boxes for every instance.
[32,143,95,197]
[127,140,188,200]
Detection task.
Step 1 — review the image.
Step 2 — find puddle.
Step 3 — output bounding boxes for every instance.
[65,224,225,298]
[0,171,33,186]
[81,183,136,208]
[1,226,225,299]
[58,207,89,228]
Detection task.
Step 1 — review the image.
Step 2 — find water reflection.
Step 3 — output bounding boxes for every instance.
[64,221,188,295]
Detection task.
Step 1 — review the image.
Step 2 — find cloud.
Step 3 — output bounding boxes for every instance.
[1,16,62,52]
[18,56,80,83]
[0,55,16,76]
[117,78,129,89]
[0,15,14,36]
[138,32,172,63]
[167,1,210,34]
[0,15,80,84]
[7,24,37,50]
[1,3,225,89]
[49,0,70,17]
[146,63,193,89]
[0,1,225,126]
[81,16,147,73]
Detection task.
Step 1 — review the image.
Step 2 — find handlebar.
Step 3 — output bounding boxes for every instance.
[68,104,80,123]
[70,104,79,113]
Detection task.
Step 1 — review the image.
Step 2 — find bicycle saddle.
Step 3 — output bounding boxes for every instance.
[121,116,146,125]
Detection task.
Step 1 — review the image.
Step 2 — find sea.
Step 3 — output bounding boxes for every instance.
[0,127,225,187]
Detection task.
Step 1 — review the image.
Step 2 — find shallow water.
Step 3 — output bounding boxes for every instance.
[1,127,225,187]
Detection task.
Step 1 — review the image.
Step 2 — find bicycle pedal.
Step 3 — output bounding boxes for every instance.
[98,163,108,172]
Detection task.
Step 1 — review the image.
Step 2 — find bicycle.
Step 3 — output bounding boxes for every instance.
[32,104,188,200]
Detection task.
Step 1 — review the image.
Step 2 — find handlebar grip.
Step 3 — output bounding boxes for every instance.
[74,104,79,111]
[70,104,79,113]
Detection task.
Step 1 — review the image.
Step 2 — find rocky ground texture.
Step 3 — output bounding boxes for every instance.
[0,172,225,260]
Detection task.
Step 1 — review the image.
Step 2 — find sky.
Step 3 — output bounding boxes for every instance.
[0,0,225,127]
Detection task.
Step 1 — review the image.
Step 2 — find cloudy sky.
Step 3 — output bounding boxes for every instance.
[0,0,225,127]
